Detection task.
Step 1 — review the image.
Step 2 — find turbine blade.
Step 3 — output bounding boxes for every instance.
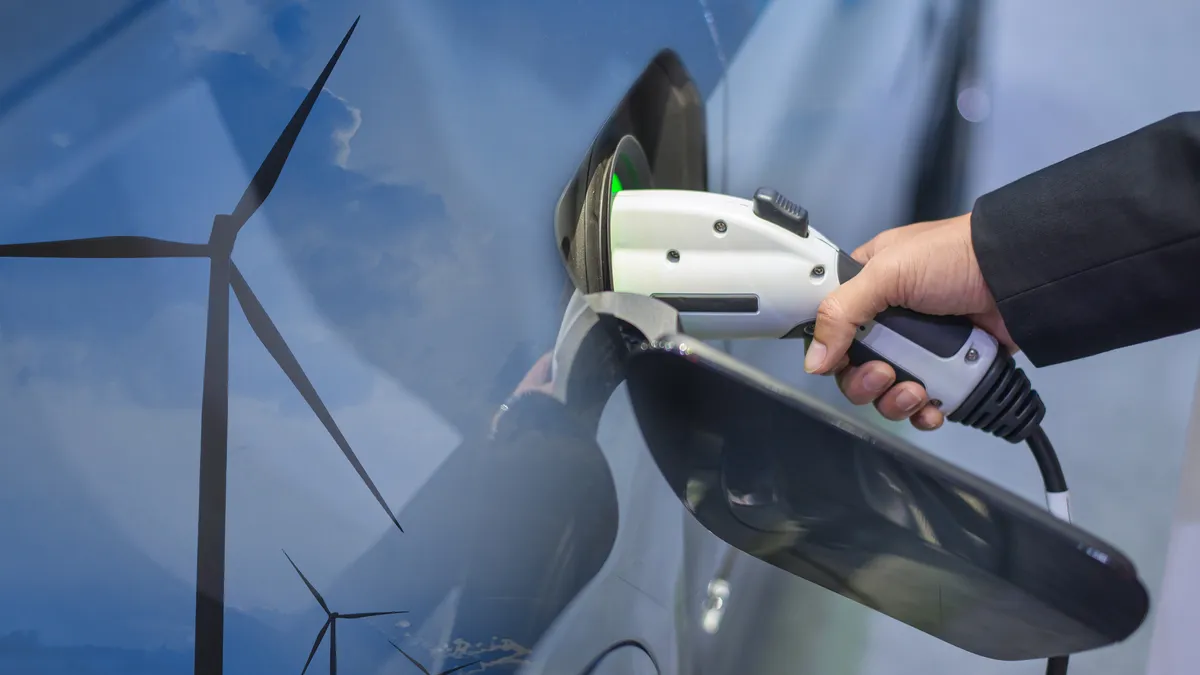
[0,236,208,258]
[300,618,330,675]
[282,550,331,614]
[231,264,403,533]
[0,0,164,119]
[229,16,360,229]
[389,641,431,675]
[340,610,408,619]
[439,662,480,675]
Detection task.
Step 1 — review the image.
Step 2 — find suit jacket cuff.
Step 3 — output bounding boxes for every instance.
[971,186,1069,368]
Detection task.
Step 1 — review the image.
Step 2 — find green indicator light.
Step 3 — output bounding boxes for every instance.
[610,173,624,197]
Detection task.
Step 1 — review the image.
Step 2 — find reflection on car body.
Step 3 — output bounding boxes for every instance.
[621,336,1147,661]
[0,1,992,674]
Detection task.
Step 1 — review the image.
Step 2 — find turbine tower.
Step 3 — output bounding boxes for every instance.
[285,550,407,675]
[0,16,404,675]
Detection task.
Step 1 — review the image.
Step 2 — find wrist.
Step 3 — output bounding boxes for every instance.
[963,209,1020,353]
[489,390,581,441]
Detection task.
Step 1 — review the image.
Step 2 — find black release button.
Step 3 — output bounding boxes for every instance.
[752,188,809,238]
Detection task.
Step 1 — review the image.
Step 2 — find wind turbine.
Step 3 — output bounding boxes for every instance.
[0,17,404,675]
[285,550,407,675]
[389,640,479,675]
[0,0,167,119]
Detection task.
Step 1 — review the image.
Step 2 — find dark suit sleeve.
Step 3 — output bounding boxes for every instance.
[970,112,1200,367]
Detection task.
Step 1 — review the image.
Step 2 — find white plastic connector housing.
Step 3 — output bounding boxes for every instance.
[607,189,999,414]
[609,189,842,339]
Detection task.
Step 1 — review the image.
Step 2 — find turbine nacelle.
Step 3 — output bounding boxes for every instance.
[0,16,402,675]
[285,550,408,675]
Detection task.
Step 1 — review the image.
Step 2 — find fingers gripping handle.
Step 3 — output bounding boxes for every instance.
[831,252,1045,442]
[828,253,976,405]
[847,319,995,413]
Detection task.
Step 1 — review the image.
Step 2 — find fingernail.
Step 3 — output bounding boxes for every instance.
[804,340,827,373]
[896,390,923,414]
[862,369,891,393]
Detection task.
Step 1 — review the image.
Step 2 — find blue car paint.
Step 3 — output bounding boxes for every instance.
[0,2,732,674]
[0,0,965,673]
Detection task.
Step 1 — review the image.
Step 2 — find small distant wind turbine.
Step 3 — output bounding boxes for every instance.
[389,640,479,675]
[0,16,402,675]
[284,550,407,675]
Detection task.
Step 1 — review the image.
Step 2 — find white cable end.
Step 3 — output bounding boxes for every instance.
[1046,490,1072,523]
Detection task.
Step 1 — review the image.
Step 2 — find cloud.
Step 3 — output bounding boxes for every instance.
[0,58,465,617]
[327,91,361,168]
[0,0,743,657]
[318,0,636,223]
[0,315,462,615]
[126,37,567,430]
[384,593,535,674]
[174,0,288,71]
[189,0,652,431]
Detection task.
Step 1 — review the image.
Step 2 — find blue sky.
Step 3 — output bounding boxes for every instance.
[0,0,754,671]
[1,2,1066,675]
[3,4,1185,675]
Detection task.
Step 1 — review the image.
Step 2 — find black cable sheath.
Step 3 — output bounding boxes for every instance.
[1027,425,1067,494]
[1045,655,1070,675]
[1027,425,1069,675]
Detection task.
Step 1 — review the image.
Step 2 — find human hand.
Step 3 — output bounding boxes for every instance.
[490,352,556,437]
[803,213,1018,431]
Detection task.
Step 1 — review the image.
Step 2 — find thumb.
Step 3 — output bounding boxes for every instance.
[805,264,893,374]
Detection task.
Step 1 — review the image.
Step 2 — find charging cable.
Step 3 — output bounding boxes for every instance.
[1026,425,1070,675]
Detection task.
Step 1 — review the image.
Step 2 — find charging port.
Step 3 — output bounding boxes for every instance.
[556,50,708,295]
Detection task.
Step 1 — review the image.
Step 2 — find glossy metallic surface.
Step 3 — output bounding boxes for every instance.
[623,337,1149,661]
[1,1,1009,674]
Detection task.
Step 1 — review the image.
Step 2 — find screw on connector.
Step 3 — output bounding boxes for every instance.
[947,352,1046,444]
[966,348,979,362]
[667,249,681,262]
[811,265,825,278]
[714,220,727,233]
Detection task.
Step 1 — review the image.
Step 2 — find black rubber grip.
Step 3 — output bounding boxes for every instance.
[789,321,925,389]
[836,252,973,358]
[947,351,1045,443]
[846,340,925,389]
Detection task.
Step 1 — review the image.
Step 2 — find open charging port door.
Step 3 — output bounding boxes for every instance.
[555,50,707,297]
[623,336,1151,662]
[544,46,1152,673]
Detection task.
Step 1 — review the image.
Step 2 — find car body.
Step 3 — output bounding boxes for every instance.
[0,1,979,673]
